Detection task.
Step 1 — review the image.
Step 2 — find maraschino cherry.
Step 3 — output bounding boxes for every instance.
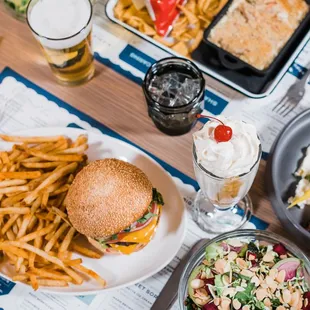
[196,114,233,143]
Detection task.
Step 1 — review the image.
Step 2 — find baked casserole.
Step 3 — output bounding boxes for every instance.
[208,0,309,70]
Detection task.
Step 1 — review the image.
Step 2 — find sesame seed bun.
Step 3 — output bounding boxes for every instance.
[65,159,153,239]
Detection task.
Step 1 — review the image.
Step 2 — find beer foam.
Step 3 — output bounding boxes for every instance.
[28,0,92,49]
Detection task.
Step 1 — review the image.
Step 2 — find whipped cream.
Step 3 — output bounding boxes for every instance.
[193,116,260,178]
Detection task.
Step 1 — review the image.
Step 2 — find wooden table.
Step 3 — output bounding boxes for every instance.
[0,6,285,237]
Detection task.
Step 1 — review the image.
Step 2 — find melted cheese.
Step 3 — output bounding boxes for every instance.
[109,243,140,255]
[109,205,162,254]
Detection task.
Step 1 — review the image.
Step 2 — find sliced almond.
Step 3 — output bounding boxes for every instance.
[256,288,268,301]
[190,279,204,289]
[223,287,236,297]
[214,298,221,306]
[264,298,272,307]
[263,251,275,262]
[242,306,250,310]
[215,259,227,274]
[233,299,241,310]
[241,269,254,278]
[276,307,286,310]
[236,258,248,269]
[220,297,231,310]
[289,291,300,307]
[227,239,243,247]
[269,268,278,280]
[228,251,238,261]
[276,270,286,283]
[222,274,230,286]
[251,275,260,287]
[282,289,292,304]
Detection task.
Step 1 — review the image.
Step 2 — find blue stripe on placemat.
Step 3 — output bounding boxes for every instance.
[94,52,143,86]
[0,67,269,230]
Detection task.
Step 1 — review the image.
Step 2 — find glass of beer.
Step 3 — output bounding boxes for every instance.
[26,0,94,85]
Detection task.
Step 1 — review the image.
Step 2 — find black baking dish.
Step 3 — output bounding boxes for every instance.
[202,0,310,75]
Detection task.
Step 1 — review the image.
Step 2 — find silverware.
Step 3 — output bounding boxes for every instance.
[273,62,310,117]
[151,238,210,310]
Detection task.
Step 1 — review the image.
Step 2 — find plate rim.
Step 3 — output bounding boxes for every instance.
[0,127,187,295]
[266,109,310,242]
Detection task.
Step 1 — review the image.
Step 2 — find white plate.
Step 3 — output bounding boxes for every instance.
[0,127,187,295]
[105,0,310,98]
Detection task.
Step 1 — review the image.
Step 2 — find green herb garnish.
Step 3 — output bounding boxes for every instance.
[235,282,255,305]
[137,212,157,224]
[152,188,164,205]
[305,175,310,182]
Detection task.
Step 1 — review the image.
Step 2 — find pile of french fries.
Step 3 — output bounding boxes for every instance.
[0,133,106,290]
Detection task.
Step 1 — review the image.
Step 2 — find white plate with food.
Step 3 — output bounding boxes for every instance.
[0,127,186,294]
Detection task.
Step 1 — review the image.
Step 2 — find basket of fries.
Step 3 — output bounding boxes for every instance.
[0,134,106,290]
[106,0,228,58]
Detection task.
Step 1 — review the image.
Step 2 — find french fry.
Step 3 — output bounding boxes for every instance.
[27,150,84,163]
[44,222,69,252]
[29,220,44,268]
[19,224,54,242]
[71,242,102,259]
[72,135,88,147]
[15,257,24,272]
[16,214,32,239]
[0,179,27,188]
[0,152,10,164]
[0,185,30,194]
[27,215,38,232]
[41,192,49,208]
[0,207,31,215]
[24,163,78,204]
[9,149,21,161]
[2,192,27,206]
[63,258,83,266]
[55,144,88,155]
[0,134,66,143]
[59,227,76,252]
[63,267,83,285]
[29,268,72,281]
[3,241,65,268]
[12,274,29,282]
[1,214,19,234]
[36,279,68,287]
[0,171,41,180]
[6,228,15,241]
[0,244,29,259]
[50,184,70,196]
[74,264,106,287]
[12,223,18,235]
[22,162,66,169]
[30,274,39,290]
[30,196,42,214]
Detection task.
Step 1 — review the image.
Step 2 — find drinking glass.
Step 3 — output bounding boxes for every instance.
[26,0,94,85]
[192,140,262,234]
[143,57,205,136]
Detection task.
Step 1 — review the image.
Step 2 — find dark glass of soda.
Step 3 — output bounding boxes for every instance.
[142,57,205,136]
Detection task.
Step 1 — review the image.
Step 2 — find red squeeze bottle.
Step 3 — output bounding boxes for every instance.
[148,0,181,36]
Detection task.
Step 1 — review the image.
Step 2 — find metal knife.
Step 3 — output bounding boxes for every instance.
[151,238,210,310]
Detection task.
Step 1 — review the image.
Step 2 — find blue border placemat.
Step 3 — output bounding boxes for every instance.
[0,67,268,230]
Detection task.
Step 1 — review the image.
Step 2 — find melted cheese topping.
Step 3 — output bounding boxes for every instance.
[109,205,162,254]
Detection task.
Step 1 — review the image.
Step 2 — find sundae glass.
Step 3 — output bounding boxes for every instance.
[192,116,262,234]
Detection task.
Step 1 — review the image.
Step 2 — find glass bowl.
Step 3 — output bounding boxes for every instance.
[178,229,310,309]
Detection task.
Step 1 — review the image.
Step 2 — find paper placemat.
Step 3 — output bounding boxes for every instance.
[92,0,310,158]
[0,67,267,310]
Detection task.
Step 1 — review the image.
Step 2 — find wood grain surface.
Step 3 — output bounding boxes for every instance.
[0,6,286,238]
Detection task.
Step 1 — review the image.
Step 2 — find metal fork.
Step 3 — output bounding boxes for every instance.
[272,62,310,117]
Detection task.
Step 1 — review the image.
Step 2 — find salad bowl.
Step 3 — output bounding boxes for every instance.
[178,230,310,309]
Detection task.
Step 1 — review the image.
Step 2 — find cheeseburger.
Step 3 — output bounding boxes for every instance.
[65,158,164,255]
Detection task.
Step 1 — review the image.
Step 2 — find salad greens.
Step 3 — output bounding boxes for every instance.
[185,238,310,310]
